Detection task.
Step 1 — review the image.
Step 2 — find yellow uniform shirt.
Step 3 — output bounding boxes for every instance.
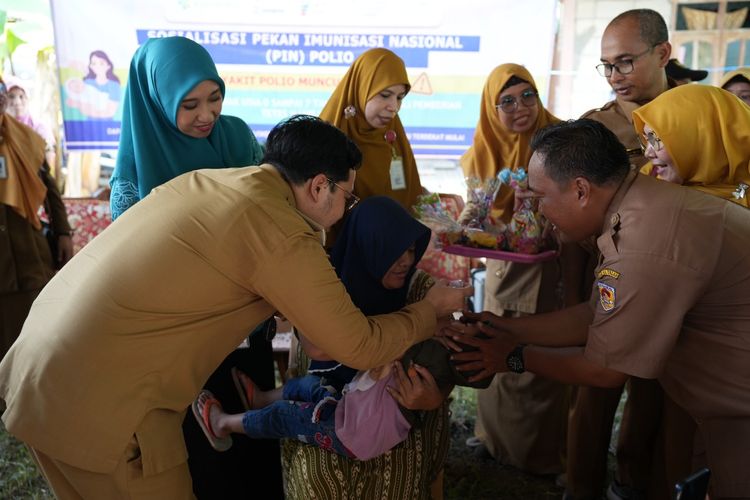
[0,164,436,475]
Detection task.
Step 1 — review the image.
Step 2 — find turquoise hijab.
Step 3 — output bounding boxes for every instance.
[111,36,262,198]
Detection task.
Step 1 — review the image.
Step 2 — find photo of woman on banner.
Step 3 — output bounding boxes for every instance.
[65,49,121,119]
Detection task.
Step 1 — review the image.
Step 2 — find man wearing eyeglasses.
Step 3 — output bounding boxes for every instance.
[0,114,471,499]
[566,9,678,500]
[582,9,673,170]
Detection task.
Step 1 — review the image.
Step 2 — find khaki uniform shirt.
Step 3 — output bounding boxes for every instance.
[585,171,750,495]
[0,164,436,475]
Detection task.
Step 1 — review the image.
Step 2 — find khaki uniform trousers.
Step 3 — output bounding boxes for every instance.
[28,436,194,500]
[566,377,663,498]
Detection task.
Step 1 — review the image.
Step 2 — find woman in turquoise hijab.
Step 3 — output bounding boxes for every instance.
[110,36,263,219]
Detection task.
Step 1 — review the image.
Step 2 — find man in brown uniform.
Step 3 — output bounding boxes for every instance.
[0,115,470,499]
[570,9,674,499]
[452,119,750,500]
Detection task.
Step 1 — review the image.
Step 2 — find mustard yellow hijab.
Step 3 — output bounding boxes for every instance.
[319,48,422,210]
[460,63,560,222]
[720,67,750,89]
[0,111,47,229]
[633,85,750,207]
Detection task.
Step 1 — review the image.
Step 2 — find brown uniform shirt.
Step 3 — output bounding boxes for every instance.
[0,164,436,475]
[581,99,647,169]
[585,171,750,495]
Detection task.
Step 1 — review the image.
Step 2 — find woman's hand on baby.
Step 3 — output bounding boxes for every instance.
[387,361,443,411]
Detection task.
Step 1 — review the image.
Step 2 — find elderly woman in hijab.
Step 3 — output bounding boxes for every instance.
[459,63,569,475]
[4,76,56,169]
[109,36,263,219]
[634,84,750,207]
[283,195,454,499]
[109,36,280,499]
[0,76,73,358]
[319,48,423,213]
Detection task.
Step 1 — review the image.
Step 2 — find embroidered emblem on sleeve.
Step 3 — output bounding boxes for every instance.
[597,281,616,312]
[597,268,621,280]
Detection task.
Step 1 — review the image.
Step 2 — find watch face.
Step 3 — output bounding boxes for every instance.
[506,346,525,373]
[507,356,524,373]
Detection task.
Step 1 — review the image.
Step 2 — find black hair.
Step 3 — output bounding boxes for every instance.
[610,9,669,46]
[724,74,750,87]
[530,119,630,187]
[262,114,362,185]
[500,75,530,93]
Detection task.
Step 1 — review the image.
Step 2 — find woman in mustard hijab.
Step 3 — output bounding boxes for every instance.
[460,63,569,475]
[319,48,423,212]
[720,67,750,105]
[0,77,73,359]
[634,84,750,207]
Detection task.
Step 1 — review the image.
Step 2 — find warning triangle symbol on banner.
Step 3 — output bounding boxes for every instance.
[411,72,433,95]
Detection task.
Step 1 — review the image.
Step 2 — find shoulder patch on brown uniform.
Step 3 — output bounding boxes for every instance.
[597,281,616,312]
[597,268,621,279]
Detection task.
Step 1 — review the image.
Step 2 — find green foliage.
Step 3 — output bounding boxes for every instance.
[0,8,28,74]
[0,420,53,500]
[448,385,478,430]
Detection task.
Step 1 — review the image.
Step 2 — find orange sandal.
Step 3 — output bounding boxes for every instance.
[191,390,233,452]
[231,367,255,411]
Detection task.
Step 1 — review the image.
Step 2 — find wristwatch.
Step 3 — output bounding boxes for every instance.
[506,345,527,374]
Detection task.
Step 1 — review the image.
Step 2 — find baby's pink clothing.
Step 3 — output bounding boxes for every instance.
[334,370,411,460]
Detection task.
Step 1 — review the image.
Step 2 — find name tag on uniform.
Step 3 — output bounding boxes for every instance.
[0,156,6,179]
[390,158,406,190]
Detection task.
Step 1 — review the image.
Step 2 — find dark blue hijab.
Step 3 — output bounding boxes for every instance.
[330,196,431,314]
[309,196,431,386]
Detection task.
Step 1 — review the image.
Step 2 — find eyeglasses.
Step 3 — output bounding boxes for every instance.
[326,177,360,211]
[596,43,662,77]
[495,89,538,114]
[638,131,663,153]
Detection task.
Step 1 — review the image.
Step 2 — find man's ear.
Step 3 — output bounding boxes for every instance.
[574,177,592,206]
[656,41,672,67]
[309,174,329,203]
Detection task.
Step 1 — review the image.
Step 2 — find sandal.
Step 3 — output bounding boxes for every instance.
[191,390,233,452]
[231,367,255,411]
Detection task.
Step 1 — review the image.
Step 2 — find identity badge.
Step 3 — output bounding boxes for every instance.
[0,156,7,180]
[389,158,406,190]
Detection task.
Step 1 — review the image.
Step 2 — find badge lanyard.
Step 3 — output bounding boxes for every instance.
[385,130,406,190]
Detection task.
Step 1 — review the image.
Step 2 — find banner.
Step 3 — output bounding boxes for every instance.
[50,0,558,157]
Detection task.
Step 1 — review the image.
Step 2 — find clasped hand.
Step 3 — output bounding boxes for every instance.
[436,310,518,382]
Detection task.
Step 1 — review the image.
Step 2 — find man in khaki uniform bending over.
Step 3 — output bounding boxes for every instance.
[568,9,675,500]
[0,115,470,499]
[452,119,750,500]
